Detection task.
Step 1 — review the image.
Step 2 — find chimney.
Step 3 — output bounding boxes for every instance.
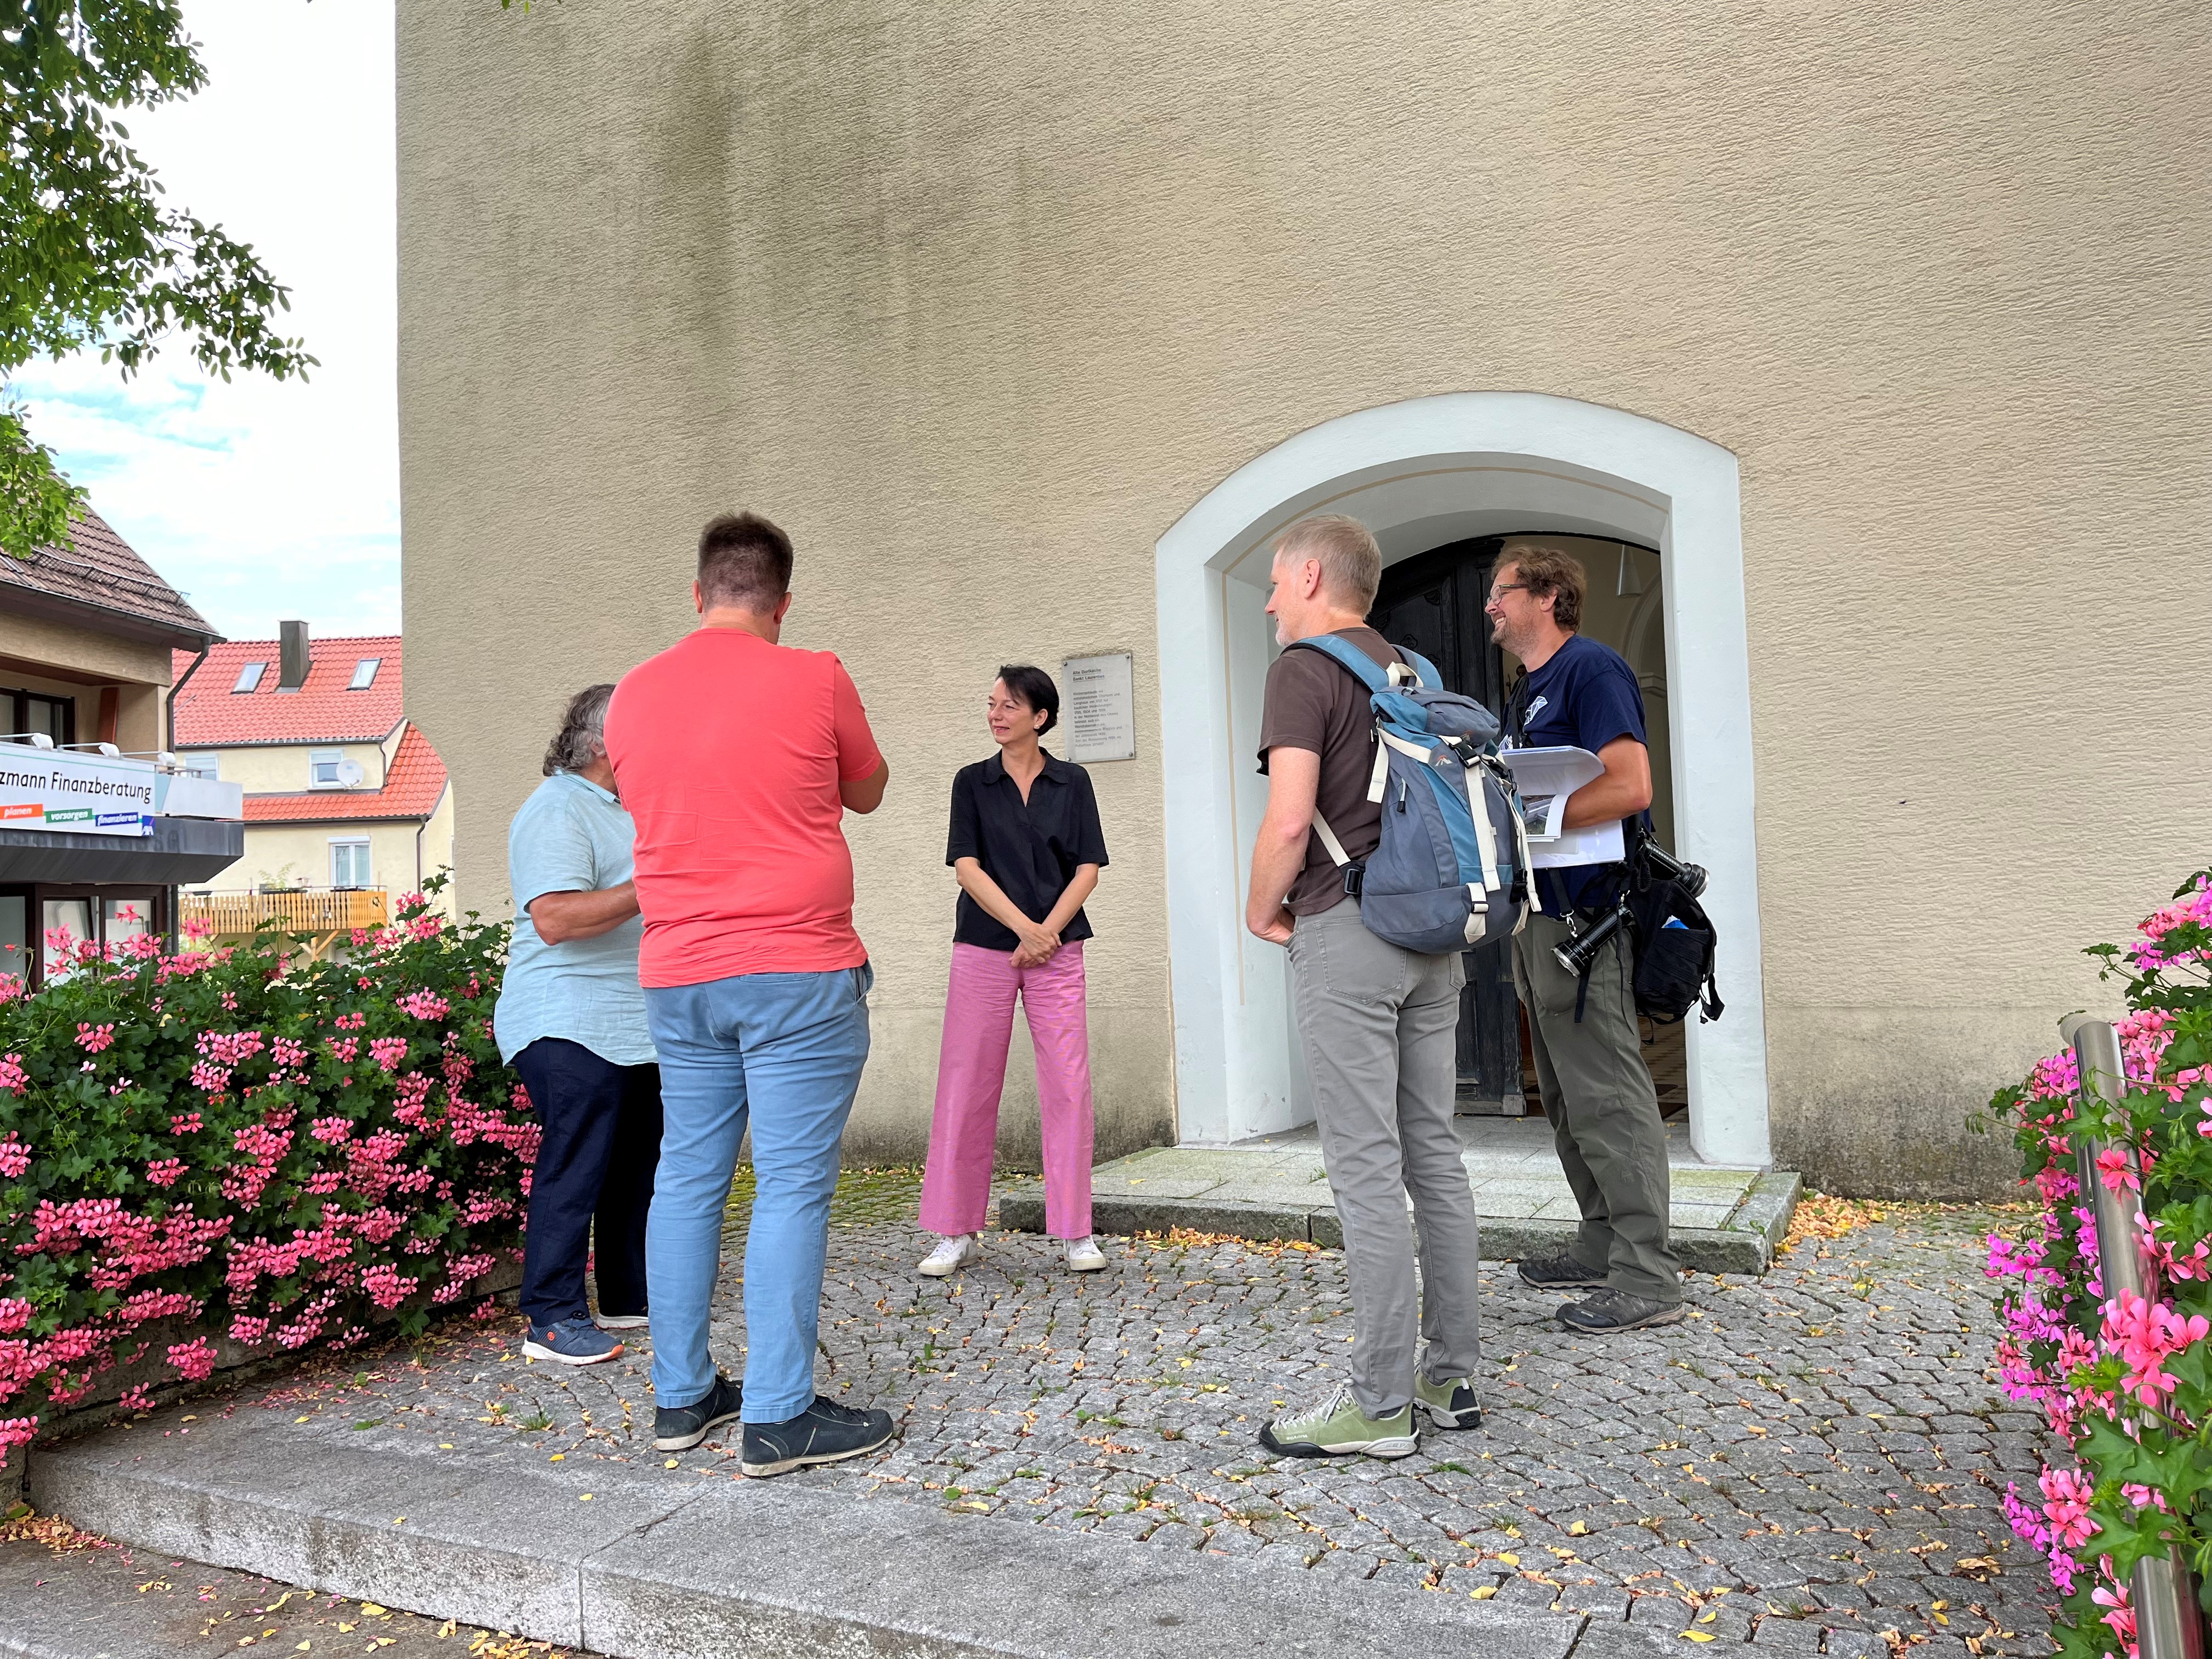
[278,620,311,691]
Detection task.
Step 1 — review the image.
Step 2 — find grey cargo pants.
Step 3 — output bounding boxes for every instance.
[1511,911,1682,1303]
[1285,899,1484,1418]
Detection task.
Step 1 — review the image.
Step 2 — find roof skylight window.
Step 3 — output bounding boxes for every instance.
[233,662,267,693]
[348,657,381,690]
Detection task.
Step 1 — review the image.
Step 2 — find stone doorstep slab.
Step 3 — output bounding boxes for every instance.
[25,1410,1584,1659]
[1001,1170,1803,1277]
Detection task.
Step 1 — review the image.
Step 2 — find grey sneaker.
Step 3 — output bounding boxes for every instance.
[1516,1251,1607,1290]
[522,1316,624,1366]
[1257,1385,1418,1460]
[1559,1288,1687,1332]
[1415,1374,1483,1430]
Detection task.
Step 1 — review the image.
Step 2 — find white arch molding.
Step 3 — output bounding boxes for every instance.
[1154,392,1773,1169]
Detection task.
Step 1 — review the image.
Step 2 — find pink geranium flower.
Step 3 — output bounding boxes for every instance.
[2039,1466,2099,1549]
[2094,1147,2140,1194]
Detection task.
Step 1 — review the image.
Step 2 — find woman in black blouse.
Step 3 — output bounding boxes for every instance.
[916,665,1110,1276]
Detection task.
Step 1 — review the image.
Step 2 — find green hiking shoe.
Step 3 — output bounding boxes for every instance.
[1415,1373,1483,1431]
[1257,1385,1418,1459]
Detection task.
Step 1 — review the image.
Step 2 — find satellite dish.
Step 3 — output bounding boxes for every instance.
[336,759,366,787]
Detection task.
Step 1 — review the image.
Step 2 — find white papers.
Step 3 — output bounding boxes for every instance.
[1496,745,1625,869]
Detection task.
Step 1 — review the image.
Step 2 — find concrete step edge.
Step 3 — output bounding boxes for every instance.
[27,1427,1590,1659]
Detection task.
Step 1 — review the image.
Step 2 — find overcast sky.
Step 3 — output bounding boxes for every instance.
[15,0,398,644]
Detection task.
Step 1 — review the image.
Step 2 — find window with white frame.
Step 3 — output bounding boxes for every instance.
[233,662,266,693]
[311,748,345,787]
[348,657,381,690]
[330,840,372,888]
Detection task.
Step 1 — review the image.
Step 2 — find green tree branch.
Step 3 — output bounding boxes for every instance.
[0,0,318,560]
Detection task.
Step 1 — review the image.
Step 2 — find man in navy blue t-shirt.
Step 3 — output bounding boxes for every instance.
[1489,545,1684,1331]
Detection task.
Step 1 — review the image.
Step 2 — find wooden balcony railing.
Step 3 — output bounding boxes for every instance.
[182,887,390,940]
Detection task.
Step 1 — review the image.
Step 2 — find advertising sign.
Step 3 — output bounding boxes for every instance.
[0,746,158,838]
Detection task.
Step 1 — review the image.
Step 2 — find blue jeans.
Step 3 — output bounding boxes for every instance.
[642,963,872,1422]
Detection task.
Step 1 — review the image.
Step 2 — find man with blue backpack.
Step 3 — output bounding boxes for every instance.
[1244,514,1513,1460]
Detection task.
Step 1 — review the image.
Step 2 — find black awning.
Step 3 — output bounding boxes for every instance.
[0,818,245,883]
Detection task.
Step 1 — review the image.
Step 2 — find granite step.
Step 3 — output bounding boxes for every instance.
[22,1403,1618,1659]
[1001,1121,1799,1276]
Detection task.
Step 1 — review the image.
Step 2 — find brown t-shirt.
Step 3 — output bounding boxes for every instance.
[1256,626,1401,916]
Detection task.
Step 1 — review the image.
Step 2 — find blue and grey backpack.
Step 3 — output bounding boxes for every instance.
[1290,635,1533,955]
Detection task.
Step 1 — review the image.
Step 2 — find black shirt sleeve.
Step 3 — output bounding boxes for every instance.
[946,767,981,866]
[1072,768,1109,868]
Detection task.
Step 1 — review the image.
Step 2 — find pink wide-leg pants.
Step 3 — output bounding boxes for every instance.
[918,940,1095,1240]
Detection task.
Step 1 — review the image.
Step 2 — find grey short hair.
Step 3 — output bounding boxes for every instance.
[543,684,616,776]
[1274,514,1383,612]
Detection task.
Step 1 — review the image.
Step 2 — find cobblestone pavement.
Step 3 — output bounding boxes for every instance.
[183,1177,2052,1658]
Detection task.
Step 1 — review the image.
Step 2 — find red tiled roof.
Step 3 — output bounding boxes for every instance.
[240,723,448,824]
[0,509,215,646]
[171,635,403,746]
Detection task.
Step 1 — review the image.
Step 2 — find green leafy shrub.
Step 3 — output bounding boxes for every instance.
[0,891,526,1465]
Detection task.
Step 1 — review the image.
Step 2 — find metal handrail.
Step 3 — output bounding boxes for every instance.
[2063,1013,2207,1659]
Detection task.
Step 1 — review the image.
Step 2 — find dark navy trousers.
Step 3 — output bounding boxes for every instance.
[511,1037,663,1328]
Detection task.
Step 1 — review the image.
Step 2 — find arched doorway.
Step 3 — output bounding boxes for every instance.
[1153,392,1771,1169]
[1365,531,1683,1121]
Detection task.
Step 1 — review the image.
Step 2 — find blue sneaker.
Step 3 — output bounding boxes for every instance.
[523,1316,625,1366]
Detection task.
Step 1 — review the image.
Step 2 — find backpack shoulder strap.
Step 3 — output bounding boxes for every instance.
[1286,633,1389,694]
[1394,646,1442,690]
[1503,671,1531,746]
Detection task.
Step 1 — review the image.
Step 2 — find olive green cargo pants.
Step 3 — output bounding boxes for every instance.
[1511,911,1682,1303]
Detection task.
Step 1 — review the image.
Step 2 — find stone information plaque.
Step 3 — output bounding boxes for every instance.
[1062,652,1136,763]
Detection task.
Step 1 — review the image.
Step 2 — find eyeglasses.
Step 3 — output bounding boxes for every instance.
[1485,582,1531,606]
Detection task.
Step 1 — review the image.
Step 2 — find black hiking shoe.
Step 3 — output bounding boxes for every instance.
[1516,1251,1608,1291]
[740,1396,896,1478]
[653,1373,743,1451]
[1558,1289,1688,1333]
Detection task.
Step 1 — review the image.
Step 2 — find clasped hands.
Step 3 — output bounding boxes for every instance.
[1012,921,1063,968]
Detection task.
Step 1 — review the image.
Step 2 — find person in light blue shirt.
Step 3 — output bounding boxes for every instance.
[496,684,663,1366]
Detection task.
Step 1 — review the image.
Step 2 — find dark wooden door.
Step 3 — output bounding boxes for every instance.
[1367,537,1525,1113]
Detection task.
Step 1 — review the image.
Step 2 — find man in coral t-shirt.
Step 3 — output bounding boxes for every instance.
[603,510,894,1477]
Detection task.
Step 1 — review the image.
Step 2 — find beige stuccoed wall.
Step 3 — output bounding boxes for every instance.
[419,785,456,915]
[0,613,172,753]
[182,742,390,796]
[397,0,2212,1193]
[204,819,443,902]
[0,613,172,692]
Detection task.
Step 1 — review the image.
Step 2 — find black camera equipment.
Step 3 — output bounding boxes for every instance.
[1552,837,1708,978]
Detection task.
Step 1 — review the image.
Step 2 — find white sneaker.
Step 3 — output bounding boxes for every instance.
[918,1234,981,1277]
[1065,1236,1108,1273]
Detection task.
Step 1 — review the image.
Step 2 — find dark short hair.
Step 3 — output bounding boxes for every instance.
[996,664,1059,736]
[1497,543,1587,632]
[697,511,794,610]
